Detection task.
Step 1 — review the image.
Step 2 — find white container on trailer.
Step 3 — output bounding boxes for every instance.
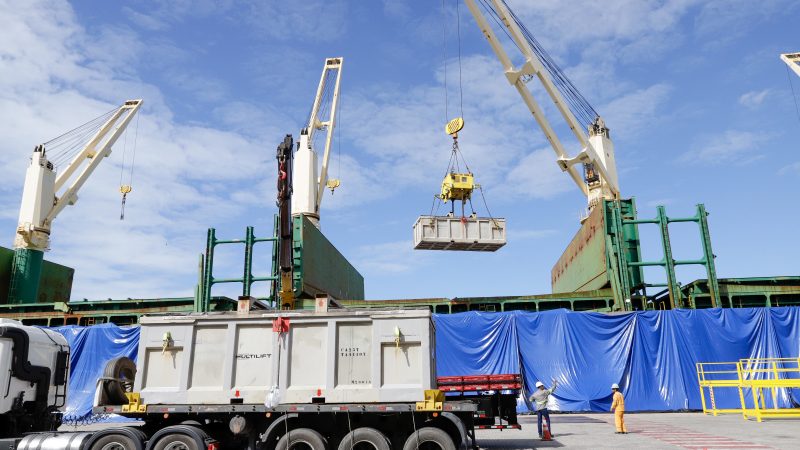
[413,215,506,251]
[133,308,435,406]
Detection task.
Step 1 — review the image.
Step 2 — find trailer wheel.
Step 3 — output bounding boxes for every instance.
[89,434,137,450]
[86,428,147,450]
[146,426,212,450]
[275,428,327,450]
[402,427,456,450]
[151,434,199,450]
[337,427,390,450]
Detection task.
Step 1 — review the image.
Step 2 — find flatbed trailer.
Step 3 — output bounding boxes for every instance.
[91,400,478,450]
[438,374,522,431]
[76,308,483,450]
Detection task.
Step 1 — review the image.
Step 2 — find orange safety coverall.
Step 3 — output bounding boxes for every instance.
[610,391,626,433]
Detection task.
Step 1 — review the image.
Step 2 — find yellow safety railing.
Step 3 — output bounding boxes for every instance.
[696,357,800,422]
[696,361,747,415]
[739,357,800,422]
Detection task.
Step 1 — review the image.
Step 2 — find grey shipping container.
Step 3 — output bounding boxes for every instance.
[413,215,506,251]
[133,308,435,406]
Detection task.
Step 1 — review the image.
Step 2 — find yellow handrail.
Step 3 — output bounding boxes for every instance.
[696,357,800,421]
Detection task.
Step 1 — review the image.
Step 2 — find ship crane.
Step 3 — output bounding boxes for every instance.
[8,99,142,304]
[464,0,620,213]
[275,57,343,308]
[292,57,343,228]
[781,52,800,78]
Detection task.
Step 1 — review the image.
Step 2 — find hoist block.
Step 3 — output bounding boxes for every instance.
[440,172,475,202]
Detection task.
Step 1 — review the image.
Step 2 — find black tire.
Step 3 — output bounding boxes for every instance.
[103,356,137,404]
[88,434,138,450]
[402,427,456,450]
[337,427,391,450]
[104,356,137,386]
[275,428,327,450]
[151,434,200,450]
[86,428,147,450]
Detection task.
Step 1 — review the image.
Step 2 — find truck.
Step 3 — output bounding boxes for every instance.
[90,307,478,450]
[2,308,523,450]
[0,319,69,439]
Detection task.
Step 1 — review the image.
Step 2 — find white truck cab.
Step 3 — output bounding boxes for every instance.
[0,318,69,438]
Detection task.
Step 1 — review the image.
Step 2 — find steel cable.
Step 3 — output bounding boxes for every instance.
[786,64,800,126]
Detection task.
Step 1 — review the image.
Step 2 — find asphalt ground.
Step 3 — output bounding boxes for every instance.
[475,412,797,449]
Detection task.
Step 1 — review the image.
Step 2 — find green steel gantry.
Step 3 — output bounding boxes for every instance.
[196,224,279,312]
[196,215,365,312]
[624,204,720,309]
[554,199,721,312]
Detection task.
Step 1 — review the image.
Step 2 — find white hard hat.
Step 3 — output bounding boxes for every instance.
[535,381,544,388]
[611,383,619,389]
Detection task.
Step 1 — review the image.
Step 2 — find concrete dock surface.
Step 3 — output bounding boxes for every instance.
[59,411,796,449]
[477,412,796,449]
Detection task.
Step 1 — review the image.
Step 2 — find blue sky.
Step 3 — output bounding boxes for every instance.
[0,0,798,301]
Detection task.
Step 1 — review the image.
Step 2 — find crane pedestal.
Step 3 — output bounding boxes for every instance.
[7,248,44,304]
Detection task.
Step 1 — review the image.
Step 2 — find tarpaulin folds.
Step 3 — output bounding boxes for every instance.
[53,324,138,424]
[434,308,800,412]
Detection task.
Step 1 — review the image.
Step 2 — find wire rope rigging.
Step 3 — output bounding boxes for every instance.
[414,1,506,252]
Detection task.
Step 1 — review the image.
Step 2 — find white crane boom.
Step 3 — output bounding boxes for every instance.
[782,53,800,78]
[463,0,620,211]
[292,57,343,227]
[14,99,142,252]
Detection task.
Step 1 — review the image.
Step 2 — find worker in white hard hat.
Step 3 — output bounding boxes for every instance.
[610,383,627,434]
[529,378,557,439]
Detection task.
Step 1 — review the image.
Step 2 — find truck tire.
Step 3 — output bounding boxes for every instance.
[102,356,137,405]
[337,427,390,450]
[88,434,138,450]
[85,428,146,450]
[151,434,199,450]
[275,428,326,450]
[403,428,456,450]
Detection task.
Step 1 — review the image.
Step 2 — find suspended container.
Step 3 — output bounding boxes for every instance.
[413,118,506,252]
[413,215,506,251]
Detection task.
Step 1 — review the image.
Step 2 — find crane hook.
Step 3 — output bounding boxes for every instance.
[119,185,132,220]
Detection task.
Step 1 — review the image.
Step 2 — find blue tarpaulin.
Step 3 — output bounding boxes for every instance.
[434,308,800,412]
[52,307,800,422]
[53,324,139,424]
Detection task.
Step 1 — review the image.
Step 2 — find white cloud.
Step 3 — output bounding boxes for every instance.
[680,130,771,165]
[507,0,698,56]
[0,0,282,299]
[240,1,349,42]
[738,89,771,109]
[602,84,672,140]
[353,240,431,275]
[779,161,800,176]
[334,52,672,209]
[341,54,540,203]
[121,1,349,44]
[492,149,573,200]
[694,0,798,45]
[122,7,168,31]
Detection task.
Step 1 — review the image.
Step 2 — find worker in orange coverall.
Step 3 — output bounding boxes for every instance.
[610,383,627,434]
